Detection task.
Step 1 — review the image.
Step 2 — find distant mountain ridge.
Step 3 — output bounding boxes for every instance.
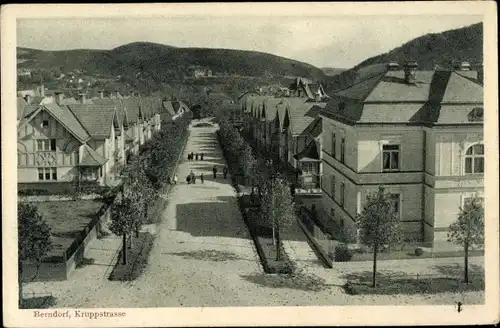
[353,22,483,70]
[324,22,483,94]
[17,42,326,81]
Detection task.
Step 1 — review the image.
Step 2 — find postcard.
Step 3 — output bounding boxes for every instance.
[2,2,499,327]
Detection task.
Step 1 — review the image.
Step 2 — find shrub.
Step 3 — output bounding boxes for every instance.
[343,282,358,295]
[414,247,424,256]
[335,244,353,262]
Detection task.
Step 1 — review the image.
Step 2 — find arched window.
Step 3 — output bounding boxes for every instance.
[464,143,484,174]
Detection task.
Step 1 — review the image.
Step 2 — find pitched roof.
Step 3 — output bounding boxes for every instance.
[287,101,327,135]
[79,144,108,166]
[321,66,483,126]
[121,97,141,123]
[162,101,176,116]
[66,104,117,138]
[17,97,27,121]
[263,98,283,121]
[294,140,320,161]
[18,103,90,142]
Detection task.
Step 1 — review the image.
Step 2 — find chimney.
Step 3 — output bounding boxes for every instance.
[40,84,45,98]
[54,91,64,105]
[315,91,321,102]
[24,94,31,104]
[78,93,86,104]
[98,90,104,99]
[116,90,121,98]
[458,61,471,71]
[403,61,418,84]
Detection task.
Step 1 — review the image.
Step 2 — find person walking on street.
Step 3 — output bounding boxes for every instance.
[195,153,199,161]
[186,175,191,184]
[223,166,228,179]
[200,153,204,161]
[174,174,178,185]
[212,165,217,179]
[200,173,204,184]
[192,173,196,184]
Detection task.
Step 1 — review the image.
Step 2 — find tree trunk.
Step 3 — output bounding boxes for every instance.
[464,240,469,284]
[122,233,127,265]
[372,242,378,288]
[275,224,281,261]
[272,217,276,246]
[18,262,23,308]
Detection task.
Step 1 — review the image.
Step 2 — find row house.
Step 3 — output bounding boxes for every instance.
[17,91,166,187]
[243,94,327,195]
[319,61,484,248]
[289,77,329,101]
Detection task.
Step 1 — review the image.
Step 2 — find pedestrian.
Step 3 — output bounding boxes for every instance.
[191,152,194,160]
[223,165,228,179]
[200,173,204,183]
[200,153,204,161]
[187,153,191,161]
[186,175,191,184]
[212,165,217,179]
[191,171,196,184]
[195,153,199,161]
[174,174,178,185]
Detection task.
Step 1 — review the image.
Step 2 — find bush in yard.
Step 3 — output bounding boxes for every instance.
[356,186,403,288]
[447,194,484,284]
[18,203,53,307]
[414,247,424,257]
[335,244,353,262]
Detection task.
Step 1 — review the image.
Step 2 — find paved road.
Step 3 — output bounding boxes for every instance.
[24,120,485,308]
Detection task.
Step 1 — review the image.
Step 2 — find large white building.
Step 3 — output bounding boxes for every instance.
[319,62,484,249]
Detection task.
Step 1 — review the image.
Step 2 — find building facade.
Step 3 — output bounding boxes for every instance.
[319,62,484,248]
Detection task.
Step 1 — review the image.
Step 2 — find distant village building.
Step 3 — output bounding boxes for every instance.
[17,68,32,77]
[189,65,212,78]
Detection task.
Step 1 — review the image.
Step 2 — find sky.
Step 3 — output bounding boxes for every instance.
[17,15,483,69]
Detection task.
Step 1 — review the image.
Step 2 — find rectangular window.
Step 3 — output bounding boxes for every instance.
[463,197,484,207]
[331,175,336,199]
[340,137,346,163]
[340,182,345,207]
[37,167,57,181]
[382,144,400,171]
[36,139,56,151]
[331,132,336,157]
[389,194,401,219]
[42,120,49,128]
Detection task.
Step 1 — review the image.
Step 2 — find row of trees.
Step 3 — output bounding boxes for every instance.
[218,122,296,261]
[356,187,484,287]
[110,116,191,264]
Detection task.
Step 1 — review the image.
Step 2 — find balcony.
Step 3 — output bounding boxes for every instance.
[295,174,322,195]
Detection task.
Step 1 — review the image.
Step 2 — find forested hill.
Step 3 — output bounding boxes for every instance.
[353,22,483,70]
[17,42,326,81]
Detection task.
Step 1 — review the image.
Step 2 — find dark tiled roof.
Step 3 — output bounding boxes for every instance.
[294,140,320,161]
[263,98,283,121]
[288,101,327,135]
[122,97,141,123]
[66,104,116,138]
[321,66,483,126]
[79,144,108,166]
